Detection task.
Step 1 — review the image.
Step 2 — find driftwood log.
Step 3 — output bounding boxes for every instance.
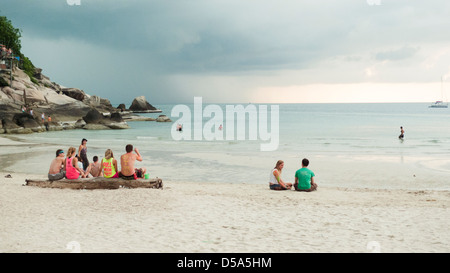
[25,177,163,190]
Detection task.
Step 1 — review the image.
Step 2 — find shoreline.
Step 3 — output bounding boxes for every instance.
[2,134,450,192]
[0,110,165,135]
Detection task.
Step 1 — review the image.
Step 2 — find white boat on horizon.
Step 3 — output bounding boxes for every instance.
[429,100,448,108]
[429,76,448,108]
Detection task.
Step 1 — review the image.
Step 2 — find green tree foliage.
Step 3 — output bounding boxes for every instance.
[0,15,36,82]
[0,15,22,55]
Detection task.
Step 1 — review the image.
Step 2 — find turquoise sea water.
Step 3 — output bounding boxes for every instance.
[5,103,450,190]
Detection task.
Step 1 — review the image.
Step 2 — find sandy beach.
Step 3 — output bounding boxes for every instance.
[1,135,449,253]
[1,173,449,253]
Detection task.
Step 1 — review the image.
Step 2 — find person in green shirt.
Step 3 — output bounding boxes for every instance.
[294,158,318,192]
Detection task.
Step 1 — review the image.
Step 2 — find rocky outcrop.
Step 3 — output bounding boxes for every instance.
[110,112,124,123]
[82,108,129,130]
[1,86,23,102]
[25,88,46,104]
[129,96,157,112]
[83,123,111,130]
[45,121,64,131]
[12,113,45,133]
[0,66,131,134]
[0,66,165,135]
[82,108,104,124]
[61,87,86,101]
[117,103,126,112]
[74,119,86,128]
[83,95,114,113]
[33,67,43,80]
[121,114,155,121]
[104,121,129,130]
[156,115,172,122]
[2,118,33,134]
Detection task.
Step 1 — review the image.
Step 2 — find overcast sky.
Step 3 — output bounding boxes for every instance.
[2,0,450,104]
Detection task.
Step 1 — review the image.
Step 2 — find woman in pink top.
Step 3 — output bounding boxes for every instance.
[65,147,86,179]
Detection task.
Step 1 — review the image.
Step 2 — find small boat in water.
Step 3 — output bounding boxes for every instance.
[429,100,448,108]
[429,76,448,108]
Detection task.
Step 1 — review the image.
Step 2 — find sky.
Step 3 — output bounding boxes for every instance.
[1,0,450,105]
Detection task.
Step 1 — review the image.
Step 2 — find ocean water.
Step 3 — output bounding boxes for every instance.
[5,103,450,190]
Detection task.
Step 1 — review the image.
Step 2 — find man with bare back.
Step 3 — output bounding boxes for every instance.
[48,149,66,180]
[119,144,144,180]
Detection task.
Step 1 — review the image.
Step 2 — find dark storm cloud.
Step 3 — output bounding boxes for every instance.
[2,0,450,103]
[1,0,371,73]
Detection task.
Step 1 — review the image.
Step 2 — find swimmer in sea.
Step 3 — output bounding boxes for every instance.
[399,126,405,140]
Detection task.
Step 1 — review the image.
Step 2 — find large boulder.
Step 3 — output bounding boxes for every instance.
[34,67,43,80]
[82,108,104,124]
[12,112,36,126]
[61,88,86,101]
[129,96,157,112]
[84,95,113,109]
[12,113,45,132]
[1,118,33,134]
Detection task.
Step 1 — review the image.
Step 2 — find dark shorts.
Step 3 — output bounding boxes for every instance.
[269,184,288,190]
[119,172,137,180]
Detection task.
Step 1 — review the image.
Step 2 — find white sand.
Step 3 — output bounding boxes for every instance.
[0,135,449,253]
[1,172,449,253]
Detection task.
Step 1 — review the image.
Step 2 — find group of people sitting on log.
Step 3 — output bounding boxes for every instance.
[48,138,147,181]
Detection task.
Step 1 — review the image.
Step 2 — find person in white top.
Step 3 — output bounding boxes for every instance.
[269,160,292,190]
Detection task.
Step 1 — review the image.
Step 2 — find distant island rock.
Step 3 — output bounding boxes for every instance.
[0,66,164,134]
[129,96,159,112]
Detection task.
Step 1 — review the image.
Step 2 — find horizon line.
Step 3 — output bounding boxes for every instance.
[111,101,439,106]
